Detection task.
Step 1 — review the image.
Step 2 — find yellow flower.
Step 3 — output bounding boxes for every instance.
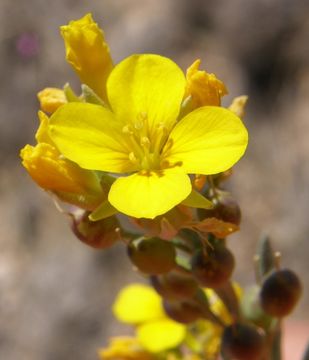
[98,337,153,360]
[185,59,228,109]
[60,13,113,102]
[49,54,248,219]
[37,87,67,113]
[20,111,103,209]
[113,284,186,353]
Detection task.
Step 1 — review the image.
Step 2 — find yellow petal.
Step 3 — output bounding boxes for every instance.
[98,337,153,360]
[20,143,102,195]
[60,13,113,102]
[108,168,191,219]
[164,106,248,175]
[113,284,164,324]
[35,111,54,145]
[37,87,67,113]
[107,54,186,137]
[137,319,186,353]
[49,102,135,173]
[185,59,227,108]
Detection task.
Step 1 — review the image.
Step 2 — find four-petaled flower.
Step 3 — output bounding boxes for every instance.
[49,54,248,219]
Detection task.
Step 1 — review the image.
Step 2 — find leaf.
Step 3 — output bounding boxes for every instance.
[256,234,276,278]
[189,217,239,238]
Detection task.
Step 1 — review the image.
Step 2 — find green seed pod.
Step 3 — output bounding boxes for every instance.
[198,190,241,226]
[71,211,120,249]
[128,237,176,274]
[150,271,198,300]
[163,299,203,324]
[221,323,266,360]
[191,245,235,288]
[260,269,302,317]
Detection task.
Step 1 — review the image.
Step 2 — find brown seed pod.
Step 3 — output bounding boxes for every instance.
[128,237,176,274]
[260,269,302,317]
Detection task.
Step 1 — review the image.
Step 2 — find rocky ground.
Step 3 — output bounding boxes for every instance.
[0,0,308,359]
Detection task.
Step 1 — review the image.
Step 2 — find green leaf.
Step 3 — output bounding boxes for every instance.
[89,200,118,221]
[81,84,105,105]
[182,190,213,209]
[257,234,276,279]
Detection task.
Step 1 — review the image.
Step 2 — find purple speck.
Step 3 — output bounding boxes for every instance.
[16,33,40,59]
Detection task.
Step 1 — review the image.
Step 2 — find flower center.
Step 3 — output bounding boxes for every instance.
[122,112,170,171]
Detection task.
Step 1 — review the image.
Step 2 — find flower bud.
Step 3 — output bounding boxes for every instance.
[127,237,176,274]
[150,271,198,300]
[163,299,203,324]
[260,269,302,317]
[191,245,235,288]
[221,323,265,360]
[198,190,241,226]
[71,211,120,249]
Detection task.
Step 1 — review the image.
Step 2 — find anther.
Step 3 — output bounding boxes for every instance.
[129,152,138,163]
[140,136,151,148]
[122,125,134,135]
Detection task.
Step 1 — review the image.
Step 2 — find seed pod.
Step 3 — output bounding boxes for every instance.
[128,237,176,274]
[260,269,302,317]
[150,271,198,300]
[191,245,235,288]
[198,190,241,226]
[221,323,266,360]
[71,211,120,249]
[163,299,203,324]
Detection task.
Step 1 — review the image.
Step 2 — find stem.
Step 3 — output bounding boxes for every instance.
[214,281,240,321]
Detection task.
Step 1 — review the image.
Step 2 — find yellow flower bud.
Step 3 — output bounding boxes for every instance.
[37,88,67,113]
[185,59,228,109]
[60,13,113,102]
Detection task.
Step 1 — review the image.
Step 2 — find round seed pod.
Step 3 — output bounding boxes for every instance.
[260,269,302,317]
[128,237,176,274]
[163,299,203,324]
[150,272,198,300]
[191,245,235,288]
[198,191,241,226]
[221,323,266,360]
[71,211,120,249]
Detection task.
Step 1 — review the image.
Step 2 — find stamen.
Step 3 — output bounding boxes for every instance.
[140,136,150,149]
[122,124,134,135]
[128,152,138,164]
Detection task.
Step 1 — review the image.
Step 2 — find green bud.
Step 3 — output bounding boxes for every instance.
[150,271,198,300]
[198,190,241,226]
[221,323,266,360]
[71,211,120,249]
[191,245,235,288]
[128,237,176,274]
[260,269,302,317]
[163,298,203,324]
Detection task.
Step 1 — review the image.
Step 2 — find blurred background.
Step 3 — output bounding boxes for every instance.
[0,0,308,359]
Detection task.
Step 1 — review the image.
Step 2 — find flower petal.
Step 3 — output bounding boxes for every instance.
[60,13,113,102]
[108,168,191,219]
[137,319,186,353]
[164,106,248,175]
[107,54,186,136]
[49,102,136,173]
[113,284,164,324]
[20,143,101,195]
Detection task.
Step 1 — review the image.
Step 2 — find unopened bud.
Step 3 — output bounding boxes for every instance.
[191,245,235,288]
[163,298,203,324]
[128,237,176,274]
[260,269,302,317]
[198,190,241,226]
[221,323,266,360]
[150,271,198,300]
[71,211,120,249]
